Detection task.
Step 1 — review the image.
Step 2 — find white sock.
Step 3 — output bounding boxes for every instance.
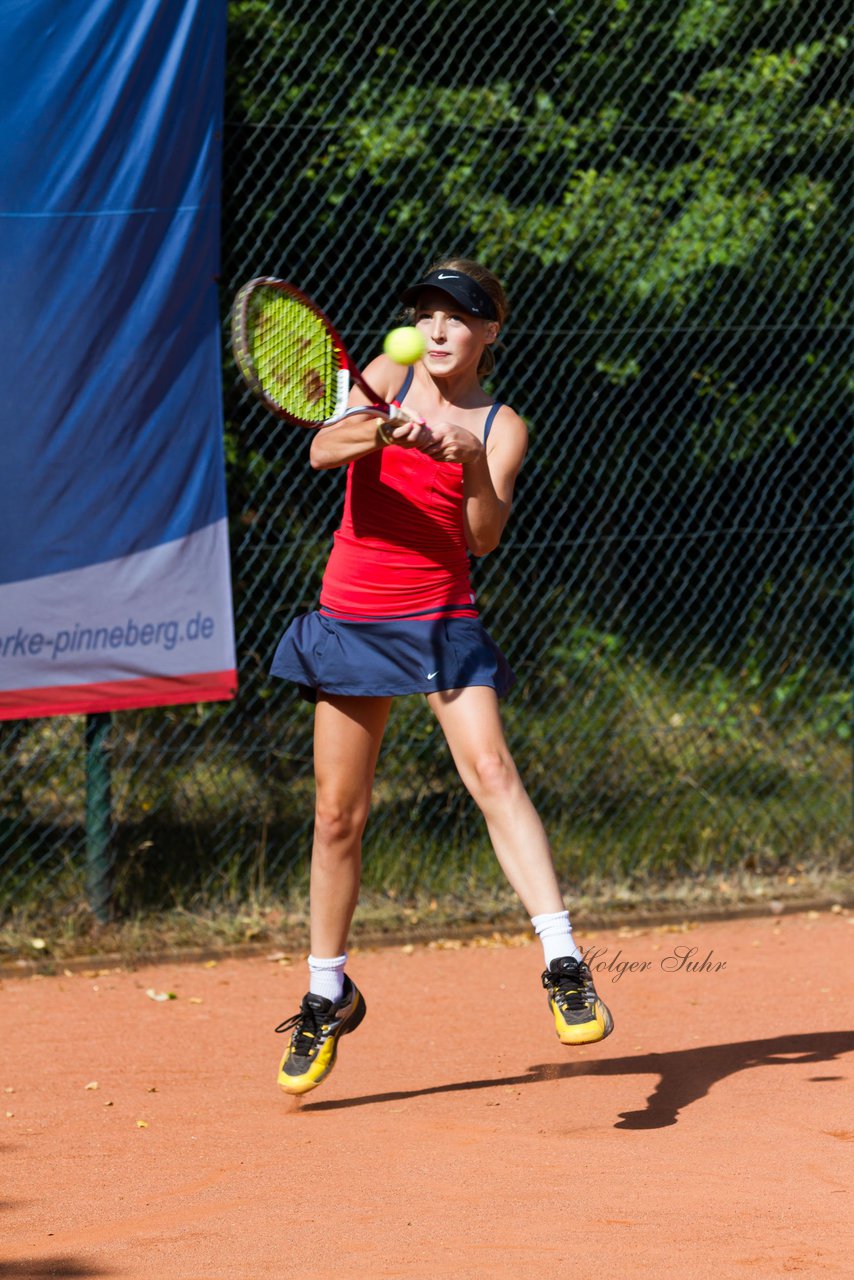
[531,910,581,967]
[308,953,347,1003]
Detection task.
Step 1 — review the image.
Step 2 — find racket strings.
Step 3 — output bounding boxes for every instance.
[243,286,344,425]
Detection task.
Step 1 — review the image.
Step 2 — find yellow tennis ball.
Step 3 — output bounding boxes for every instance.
[383,326,426,365]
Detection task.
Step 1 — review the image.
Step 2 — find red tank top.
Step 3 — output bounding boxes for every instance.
[319,445,477,620]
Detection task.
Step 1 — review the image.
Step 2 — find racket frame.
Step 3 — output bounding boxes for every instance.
[231,277,417,429]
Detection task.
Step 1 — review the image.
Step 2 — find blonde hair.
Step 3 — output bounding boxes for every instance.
[412,256,509,378]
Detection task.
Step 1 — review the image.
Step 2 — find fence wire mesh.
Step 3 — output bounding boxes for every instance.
[2,0,852,920]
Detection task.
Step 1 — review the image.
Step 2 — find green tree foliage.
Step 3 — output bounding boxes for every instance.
[223,0,851,670]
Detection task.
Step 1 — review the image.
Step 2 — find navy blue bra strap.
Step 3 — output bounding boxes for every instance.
[396,373,501,440]
[483,401,502,444]
[395,366,415,404]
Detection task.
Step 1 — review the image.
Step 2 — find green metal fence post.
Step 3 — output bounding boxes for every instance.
[85,711,113,922]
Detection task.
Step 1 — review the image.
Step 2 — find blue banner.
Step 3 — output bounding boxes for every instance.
[0,0,236,718]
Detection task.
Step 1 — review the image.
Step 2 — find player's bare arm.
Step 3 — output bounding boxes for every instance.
[456,407,528,555]
[310,354,427,470]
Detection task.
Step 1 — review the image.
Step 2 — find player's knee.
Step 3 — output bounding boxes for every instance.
[467,749,518,803]
[314,797,368,848]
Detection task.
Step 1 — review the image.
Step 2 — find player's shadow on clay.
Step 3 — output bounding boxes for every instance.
[0,1260,115,1278]
[301,1030,854,1128]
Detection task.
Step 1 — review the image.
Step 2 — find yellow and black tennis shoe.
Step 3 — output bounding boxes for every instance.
[275,977,366,1095]
[542,956,614,1045]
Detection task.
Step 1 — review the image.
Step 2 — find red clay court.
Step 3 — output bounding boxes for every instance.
[2,907,852,1278]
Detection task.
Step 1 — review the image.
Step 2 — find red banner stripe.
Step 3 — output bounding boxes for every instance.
[0,670,237,721]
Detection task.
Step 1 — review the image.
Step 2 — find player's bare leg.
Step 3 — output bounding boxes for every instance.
[275,694,391,1095]
[309,693,392,955]
[427,685,564,914]
[427,685,613,1044]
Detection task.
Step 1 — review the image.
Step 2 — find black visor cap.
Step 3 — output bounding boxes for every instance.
[399,269,498,321]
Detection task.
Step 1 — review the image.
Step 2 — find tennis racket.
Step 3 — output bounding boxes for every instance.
[231,277,420,429]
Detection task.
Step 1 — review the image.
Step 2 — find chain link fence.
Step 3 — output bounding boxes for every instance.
[2,0,852,922]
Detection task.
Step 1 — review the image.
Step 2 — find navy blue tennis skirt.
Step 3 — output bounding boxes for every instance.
[270,612,515,703]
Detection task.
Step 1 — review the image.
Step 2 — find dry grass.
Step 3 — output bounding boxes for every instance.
[2,866,851,975]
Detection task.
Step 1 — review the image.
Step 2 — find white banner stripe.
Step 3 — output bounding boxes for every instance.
[0,520,235,695]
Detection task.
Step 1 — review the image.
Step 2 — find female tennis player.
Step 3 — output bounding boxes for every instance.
[271,257,613,1094]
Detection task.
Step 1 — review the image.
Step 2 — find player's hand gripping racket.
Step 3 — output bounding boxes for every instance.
[231,277,421,429]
